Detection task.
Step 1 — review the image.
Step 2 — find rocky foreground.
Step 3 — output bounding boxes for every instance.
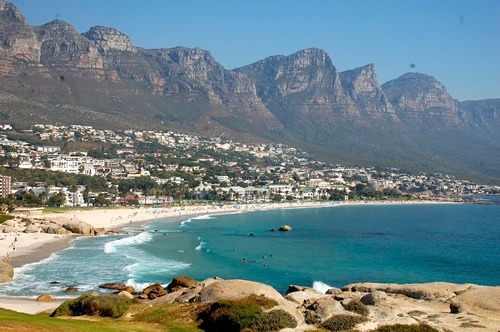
[28,276,500,331]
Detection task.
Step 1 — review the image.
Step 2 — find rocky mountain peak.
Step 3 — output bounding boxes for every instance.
[339,64,396,118]
[340,64,378,95]
[166,47,218,67]
[0,0,25,23]
[39,19,76,33]
[83,26,136,54]
[0,1,39,63]
[382,72,459,125]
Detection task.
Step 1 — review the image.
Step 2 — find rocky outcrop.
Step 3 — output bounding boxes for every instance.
[382,73,460,127]
[342,282,475,300]
[62,221,99,236]
[278,225,293,232]
[36,294,53,302]
[0,260,14,282]
[340,64,397,119]
[83,26,136,54]
[197,279,284,303]
[35,19,104,70]
[139,283,167,300]
[166,275,198,292]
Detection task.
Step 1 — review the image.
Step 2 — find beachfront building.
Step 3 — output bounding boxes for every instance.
[0,174,11,198]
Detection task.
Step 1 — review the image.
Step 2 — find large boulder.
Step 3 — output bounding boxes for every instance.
[342,282,474,300]
[24,224,40,233]
[197,279,284,303]
[166,275,198,292]
[360,291,388,306]
[452,286,500,312]
[0,260,14,283]
[45,224,71,234]
[62,221,98,236]
[139,283,167,300]
[36,294,53,302]
[99,282,126,290]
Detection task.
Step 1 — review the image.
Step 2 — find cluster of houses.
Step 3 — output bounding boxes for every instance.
[0,124,497,207]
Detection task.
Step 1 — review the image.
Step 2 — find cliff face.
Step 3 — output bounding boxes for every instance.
[236,48,355,127]
[382,73,460,127]
[0,0,40,68]
[0,0,498,183]
[339,64,397,120]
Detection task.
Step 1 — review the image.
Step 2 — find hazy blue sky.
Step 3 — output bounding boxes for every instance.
[11,0,500,101]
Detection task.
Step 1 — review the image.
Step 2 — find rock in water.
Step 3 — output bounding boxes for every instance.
[99,282,126,290]
[279,225,293,232]
[0,260,14,283]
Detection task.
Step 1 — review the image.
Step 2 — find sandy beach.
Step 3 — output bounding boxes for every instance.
[0,199,454,314]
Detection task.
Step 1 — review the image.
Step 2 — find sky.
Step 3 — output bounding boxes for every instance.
[10,0,500,101]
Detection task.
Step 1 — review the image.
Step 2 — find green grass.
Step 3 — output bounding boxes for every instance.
[0,308,155,332]
[0,214,14,224]
[133,302,202,331]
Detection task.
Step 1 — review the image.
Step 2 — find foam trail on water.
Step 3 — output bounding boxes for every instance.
[180,218,193,227]
[192,215,214,220]
[313,281,332,294]
[195,237,206,251]
[104,232,153,254]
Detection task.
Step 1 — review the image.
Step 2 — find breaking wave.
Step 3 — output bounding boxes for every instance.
[104,232,153,254]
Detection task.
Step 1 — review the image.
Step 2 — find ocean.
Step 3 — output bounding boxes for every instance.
[1,203,499,297]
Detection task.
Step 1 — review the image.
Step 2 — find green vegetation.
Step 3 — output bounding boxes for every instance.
[0,213,14,224]
[321,314,368,331]
[51,294,134,318]
[407,310,427,317]
[371,323,439,331]
[197,294,279,332]
[459,322,486,328]
[132,302,201,332]
[0,308,154,332]
[344,299,370,317]
[248,309,297,331]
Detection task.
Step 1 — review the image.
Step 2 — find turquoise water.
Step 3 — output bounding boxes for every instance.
[1,204,499,296]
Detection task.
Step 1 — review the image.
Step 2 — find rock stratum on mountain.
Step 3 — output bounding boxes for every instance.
[0,0,499,183]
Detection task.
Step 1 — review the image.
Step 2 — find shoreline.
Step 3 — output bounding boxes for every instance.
[2,200,458,269]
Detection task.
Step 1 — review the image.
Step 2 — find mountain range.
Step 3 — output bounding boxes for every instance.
[0,0,499,184]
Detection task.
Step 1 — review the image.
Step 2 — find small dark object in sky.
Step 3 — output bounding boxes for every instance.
[409,63,416,69]
[59,75,64,80]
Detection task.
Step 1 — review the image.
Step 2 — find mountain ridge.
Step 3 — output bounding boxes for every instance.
[0,0,498,184]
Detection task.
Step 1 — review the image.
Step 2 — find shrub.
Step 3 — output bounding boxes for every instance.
[51,294,133,318]
[305,310,319,325]
[372,323,439,332]
[249,309,297,332]
[198,294,278,332]
[321,314,368,331]
[51,293,94,317]
[0,214,14,224]
[344,299,369,317]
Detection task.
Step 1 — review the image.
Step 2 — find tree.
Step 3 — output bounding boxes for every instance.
[48,192,66,207]
[93,193,112,207]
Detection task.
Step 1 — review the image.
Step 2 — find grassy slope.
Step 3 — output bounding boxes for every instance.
[0,305,202,332]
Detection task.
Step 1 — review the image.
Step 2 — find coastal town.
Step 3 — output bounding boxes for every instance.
[0,123,498,209]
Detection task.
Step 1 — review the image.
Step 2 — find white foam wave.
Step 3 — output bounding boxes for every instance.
[313,281,332,294]
[194,236,206,251]
[180,218,193,227]
[192,215,214,220]
[104,232,153,254]
[125,279,151,292]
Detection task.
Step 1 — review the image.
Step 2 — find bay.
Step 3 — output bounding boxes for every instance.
[1,203,498,296]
